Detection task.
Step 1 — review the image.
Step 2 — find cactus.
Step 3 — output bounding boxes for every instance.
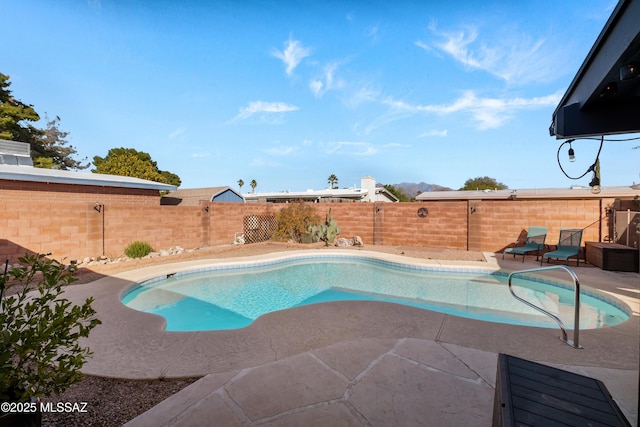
[309,209,341,246]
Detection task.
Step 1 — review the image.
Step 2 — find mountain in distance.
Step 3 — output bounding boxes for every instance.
[389,182,453,198]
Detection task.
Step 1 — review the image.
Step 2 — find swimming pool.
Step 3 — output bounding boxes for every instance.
[121,255,630,331]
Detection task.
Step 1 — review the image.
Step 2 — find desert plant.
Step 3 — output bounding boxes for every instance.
[273,202,321,243]
[0,254,101,403]
[309,208,341,246]
[124,241,153,258]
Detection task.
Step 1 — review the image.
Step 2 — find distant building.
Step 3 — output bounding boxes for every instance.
[415,186,640,201]
[0,140,176,193]
[161,187,245,205]
[242,176,399,203]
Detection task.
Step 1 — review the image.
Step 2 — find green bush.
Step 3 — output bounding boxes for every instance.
[124,241,153,258]
[273,202,321,243]
[0,254,101,402]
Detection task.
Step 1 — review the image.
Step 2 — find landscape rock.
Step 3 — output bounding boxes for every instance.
[335,238,354,247]
[71,245,206,269]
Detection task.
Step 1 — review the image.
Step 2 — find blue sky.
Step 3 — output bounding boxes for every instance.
[3,0,639,192]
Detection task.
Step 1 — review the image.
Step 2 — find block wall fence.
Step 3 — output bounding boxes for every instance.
[0,180,617,264]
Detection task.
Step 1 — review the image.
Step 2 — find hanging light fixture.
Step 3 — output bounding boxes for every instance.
[620,62,640,81]
[556,136,604,192]
[567,141,575,162]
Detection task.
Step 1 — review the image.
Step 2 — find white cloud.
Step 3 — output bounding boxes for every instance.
[326,141,378,156]
[343,85,380,108]
[384,90,562,130]
[384,142,411,148]
[168,127,186,139]
[413,40,433,53]
[250,158,281,167]
[265,146,298,156]
[235,101,299,121]
[309,62,344,98]
[418,130,448,138]
[271,38,311,76]
[191,152,210,158]
[421,24,561,86]
[309,80,323,97]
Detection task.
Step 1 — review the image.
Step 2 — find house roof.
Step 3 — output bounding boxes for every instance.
[0,164,177,191]
[415,185,640,201]
[242,186,399,202]
[551,0,640,138]
[162,187,244,205]
[374,187,400,202]
[243,188,368,201]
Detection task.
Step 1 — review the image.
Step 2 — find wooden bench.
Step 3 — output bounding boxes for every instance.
[493,353,630,426]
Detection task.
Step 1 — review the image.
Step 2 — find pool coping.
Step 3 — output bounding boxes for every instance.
[65,249,638,376]
[63,249,639,425]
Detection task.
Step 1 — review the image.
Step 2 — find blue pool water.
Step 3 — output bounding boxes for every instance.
[121,256,630,331]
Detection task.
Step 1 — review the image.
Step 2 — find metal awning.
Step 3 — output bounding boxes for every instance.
[550,0,640,139]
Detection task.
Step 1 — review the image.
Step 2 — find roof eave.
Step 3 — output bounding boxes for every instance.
[0,167,177,191]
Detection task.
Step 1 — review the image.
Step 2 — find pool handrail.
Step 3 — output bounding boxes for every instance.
[508,265,583,349]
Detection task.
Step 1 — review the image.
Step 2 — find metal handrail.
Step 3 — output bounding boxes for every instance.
[508,265,583,349]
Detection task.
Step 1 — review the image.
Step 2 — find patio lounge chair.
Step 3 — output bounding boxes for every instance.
[541,229,583,266]
[503,226,547,262]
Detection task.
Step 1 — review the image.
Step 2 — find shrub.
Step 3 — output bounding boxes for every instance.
[124,241,153,258]
[273,202,321,243]
[0,253,101,402]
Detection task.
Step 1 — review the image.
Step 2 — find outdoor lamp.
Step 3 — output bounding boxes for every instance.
[568,143,575,162]
[599,81,617,97]
[620,62,640,81]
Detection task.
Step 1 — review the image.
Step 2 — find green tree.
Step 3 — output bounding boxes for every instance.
[32,114,89,170]
[250,179,257,193]
[383,184,410,202]
[327,174,339,189]
[238,179,244,192]
[158,170,181,187]
[0,74,87,169]
[460,176,508,191]
[92,147,181,186]
[0,73,42,144]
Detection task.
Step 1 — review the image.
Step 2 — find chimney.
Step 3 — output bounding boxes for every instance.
[361,176,376,202]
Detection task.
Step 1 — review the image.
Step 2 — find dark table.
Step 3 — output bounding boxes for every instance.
[493,353,630,426]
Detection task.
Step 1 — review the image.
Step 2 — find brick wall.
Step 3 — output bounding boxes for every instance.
[476,199,606,252]
[0,180,202,262]
[0,179,628,263]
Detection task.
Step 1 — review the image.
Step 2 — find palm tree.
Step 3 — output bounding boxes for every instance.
[327,174,338,189]
[250,179,257,193]
[237,179,244,192]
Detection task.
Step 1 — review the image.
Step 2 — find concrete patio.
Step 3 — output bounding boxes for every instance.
[63,249,638,426]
